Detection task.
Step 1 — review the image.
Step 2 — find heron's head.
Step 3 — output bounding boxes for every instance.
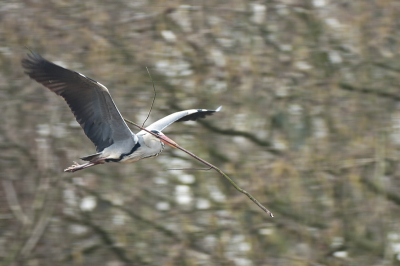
[150,130,178,148]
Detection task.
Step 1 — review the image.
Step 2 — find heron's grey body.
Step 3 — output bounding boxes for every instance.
[22,53,221,172]
[98,132,164,164]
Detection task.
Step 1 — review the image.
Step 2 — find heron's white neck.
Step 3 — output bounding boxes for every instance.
[141,133,164,158]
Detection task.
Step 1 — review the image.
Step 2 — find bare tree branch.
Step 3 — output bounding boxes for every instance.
[198,120,280,154]
[76,185,181,241]
[2,180,31,225]
[18,176,61,258]
[65,215,146,266]
[19,201,54,258]
[339,83,400,101]
[141,66,156,127]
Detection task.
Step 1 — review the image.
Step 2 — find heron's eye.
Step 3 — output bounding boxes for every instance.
[150,130,160,135]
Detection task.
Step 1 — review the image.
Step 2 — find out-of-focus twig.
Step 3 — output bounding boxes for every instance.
[168,167,212,171]
[2,180,30,225]
[19,176,61,258]
[65,215,145,265]
[198,120,281,155]
[123,118,274,217]
[141,67,156,127]
[339,83,400,101]
[77,185,181,241]
[74,184,219,256]
[19,202,54,257]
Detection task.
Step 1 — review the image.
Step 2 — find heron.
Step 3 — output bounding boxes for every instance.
[22,53,221,172]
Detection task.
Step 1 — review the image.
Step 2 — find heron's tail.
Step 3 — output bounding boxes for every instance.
[80,152,102,161]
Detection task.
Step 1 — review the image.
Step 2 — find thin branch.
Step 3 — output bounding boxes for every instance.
[168,167,212,171]
[75,185,214,256]
[77,185,181,241]
[199,120,279,151]
[1,180,31,225]
[339,83,400,101]
[372,62,400,73]
[141,67,156,127]
[19,201,54,257]
[65,215,140,265]
[19,175,61,258]
[24,46,34,54]
[169,103,280,154]
[123,118,274,217]
[60,244,101,263]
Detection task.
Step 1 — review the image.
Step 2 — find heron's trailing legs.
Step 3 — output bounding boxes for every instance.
[64,162,94,172]
[64,159,105,173]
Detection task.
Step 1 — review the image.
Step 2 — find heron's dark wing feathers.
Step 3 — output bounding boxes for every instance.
[175,109,219,122]
[141,107,221,133]
[22,53,134,152]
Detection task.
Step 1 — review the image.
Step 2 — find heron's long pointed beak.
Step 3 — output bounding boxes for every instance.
[160,135,178,148]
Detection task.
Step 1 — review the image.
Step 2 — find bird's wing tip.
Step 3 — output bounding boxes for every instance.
[22,50,43,66]
[24,48,38,57]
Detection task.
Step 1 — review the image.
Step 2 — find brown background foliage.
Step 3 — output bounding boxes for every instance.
[1,0,400,265]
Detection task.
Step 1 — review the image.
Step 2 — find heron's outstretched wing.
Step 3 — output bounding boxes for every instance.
[22,53,135,152]
[139,106,222,133]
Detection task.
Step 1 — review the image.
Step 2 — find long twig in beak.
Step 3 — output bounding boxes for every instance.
[123,118,274,217]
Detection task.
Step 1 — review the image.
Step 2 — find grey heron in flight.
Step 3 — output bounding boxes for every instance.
[22,53,221,172]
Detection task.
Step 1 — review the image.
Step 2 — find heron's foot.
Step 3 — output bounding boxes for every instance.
[64,162,81,173]
[64,161,95,173]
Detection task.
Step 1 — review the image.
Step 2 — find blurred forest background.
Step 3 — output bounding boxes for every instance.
[1,0,400,265]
